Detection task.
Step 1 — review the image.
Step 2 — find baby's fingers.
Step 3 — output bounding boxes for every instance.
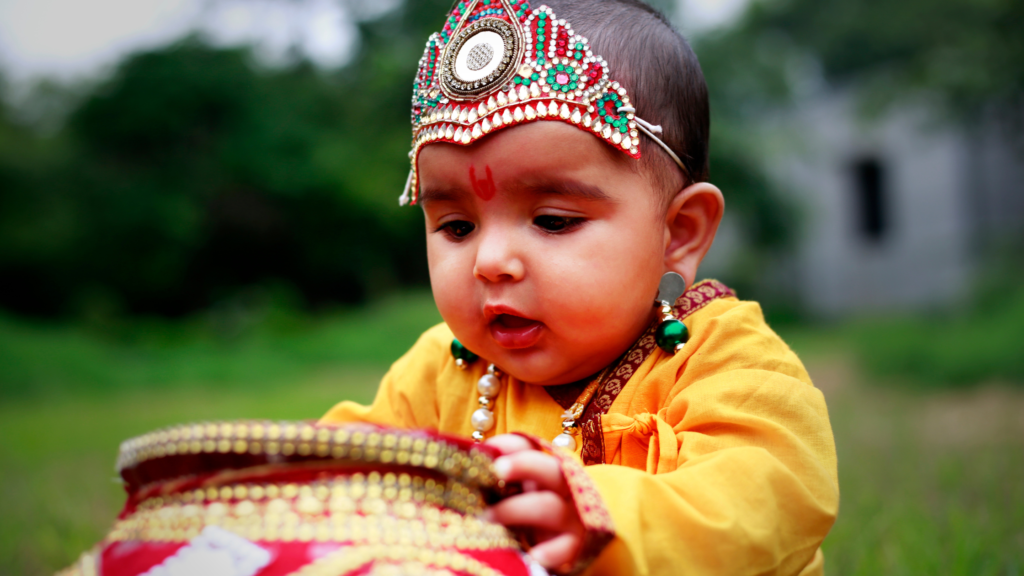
[529,532,583,571]
[494,451,567,495]
[484,434,535,455]
[488,491,569,531]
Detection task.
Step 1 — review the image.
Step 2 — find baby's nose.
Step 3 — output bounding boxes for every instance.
[472,228,525,283]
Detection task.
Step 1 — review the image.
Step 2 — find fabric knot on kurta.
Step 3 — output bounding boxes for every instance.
[602,412,680,474]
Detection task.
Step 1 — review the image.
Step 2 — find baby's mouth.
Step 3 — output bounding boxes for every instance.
[489,313,544,349]
[495,314,536,329]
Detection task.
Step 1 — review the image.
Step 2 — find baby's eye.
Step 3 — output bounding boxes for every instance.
[534,215,584,233]
[438,220,475,238]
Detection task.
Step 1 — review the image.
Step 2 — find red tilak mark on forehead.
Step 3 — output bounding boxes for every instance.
[469,165,496,201]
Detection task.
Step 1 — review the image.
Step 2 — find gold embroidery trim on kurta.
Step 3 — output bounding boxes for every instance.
[547,445,615,575]
[547,279,736,465]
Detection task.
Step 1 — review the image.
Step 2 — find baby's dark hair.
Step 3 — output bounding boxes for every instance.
[543,0,710,197]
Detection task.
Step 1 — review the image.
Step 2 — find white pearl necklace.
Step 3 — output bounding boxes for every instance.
[470,364,502,442]
[469,363,591,451]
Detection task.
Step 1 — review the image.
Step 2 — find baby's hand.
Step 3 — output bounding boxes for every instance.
[485,434,584,572]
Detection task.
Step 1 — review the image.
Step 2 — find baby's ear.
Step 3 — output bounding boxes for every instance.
[662,182,725,287]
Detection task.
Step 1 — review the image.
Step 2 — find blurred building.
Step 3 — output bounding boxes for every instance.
[700,90,1024,317]
[747,91,1024,317]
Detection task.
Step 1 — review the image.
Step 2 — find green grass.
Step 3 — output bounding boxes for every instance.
[0,291,443,574]
[0,374,385,575]
[0,291,443,399]
[846,288,1024,386]
[814,363,1024,575]
[1,292,1022,575]
[775,284,1024,389]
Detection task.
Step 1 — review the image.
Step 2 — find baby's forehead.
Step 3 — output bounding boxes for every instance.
[417,120,630,174]
[419,127,667,204]
[416,136,672,215]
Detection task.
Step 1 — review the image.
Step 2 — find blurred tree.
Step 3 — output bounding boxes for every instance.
[0,77,80,317]
[65,42,422,315]
[708,0,1024,122]
[0,0,800,318]
[0,38,432,318]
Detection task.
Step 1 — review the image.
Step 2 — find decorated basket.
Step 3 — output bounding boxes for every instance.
[58,421,541,576]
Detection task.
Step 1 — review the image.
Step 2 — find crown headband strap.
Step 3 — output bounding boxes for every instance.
[617,105,688,175]
[402,1,685,205]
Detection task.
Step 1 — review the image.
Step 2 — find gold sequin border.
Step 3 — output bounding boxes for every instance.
[117,422,497,488]
[111,473,517,550]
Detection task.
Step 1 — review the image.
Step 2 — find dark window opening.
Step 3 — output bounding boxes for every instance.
[852,157,887,242]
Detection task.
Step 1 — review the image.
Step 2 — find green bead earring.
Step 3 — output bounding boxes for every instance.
[654,272,690,354]
[450,338,479,370]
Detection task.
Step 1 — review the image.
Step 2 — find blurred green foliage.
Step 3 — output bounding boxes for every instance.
[0,0,1020,378]
[694,0,1024,150]
[0,0,799,320]
[0,0,461,318]
[0,41,428,317]
[736,0,1024,119]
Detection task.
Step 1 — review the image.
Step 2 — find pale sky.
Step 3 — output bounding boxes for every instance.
[0,0,747,84]
[678,0,750,34]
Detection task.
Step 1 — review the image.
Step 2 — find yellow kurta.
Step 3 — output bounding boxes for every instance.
[321,295,839,576]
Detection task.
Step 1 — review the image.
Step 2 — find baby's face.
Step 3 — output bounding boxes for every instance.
[418,122,667,386]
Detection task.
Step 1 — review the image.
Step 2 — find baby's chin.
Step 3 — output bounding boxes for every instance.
[489,344,607,387]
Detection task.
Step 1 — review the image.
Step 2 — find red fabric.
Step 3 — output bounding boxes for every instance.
[97,541,531,576]
[102,542,183,576]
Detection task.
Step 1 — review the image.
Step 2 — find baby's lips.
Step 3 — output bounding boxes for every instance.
[494,313,539,329]
[482,302,535,323]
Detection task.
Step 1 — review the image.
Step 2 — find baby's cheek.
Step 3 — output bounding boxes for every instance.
[428,248,475,323]
[432,280,472,325]
[545,245,659,332]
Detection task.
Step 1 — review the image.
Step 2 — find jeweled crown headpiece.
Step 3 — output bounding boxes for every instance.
[401,0,685,205]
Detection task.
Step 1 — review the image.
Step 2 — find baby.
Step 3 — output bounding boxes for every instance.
[322,0,839,574]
